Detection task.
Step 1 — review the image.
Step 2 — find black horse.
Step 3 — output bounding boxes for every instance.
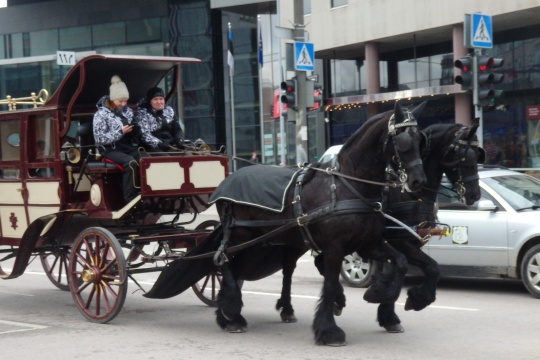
[370,120,484,332]
[144,102,427,346]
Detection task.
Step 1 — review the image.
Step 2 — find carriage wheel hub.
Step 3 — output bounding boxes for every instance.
[81,268,99,283]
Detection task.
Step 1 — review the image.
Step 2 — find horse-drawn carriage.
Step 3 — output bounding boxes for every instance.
[0,54,228,323]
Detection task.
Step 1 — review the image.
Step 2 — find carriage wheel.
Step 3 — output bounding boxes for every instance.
[68,227,127,323]
[40,246,71,291]
[0,245,16,277]
[190,220,222,306]
[190,220,244,307]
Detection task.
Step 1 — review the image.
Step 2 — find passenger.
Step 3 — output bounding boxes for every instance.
[135,86,184,153]
[93,75,146,203]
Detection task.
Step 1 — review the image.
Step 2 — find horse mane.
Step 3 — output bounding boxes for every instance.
[338,110,392,170]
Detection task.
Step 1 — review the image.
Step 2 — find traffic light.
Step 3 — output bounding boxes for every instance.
[280,78,297,109]
[477,56,504,105]
[454,55,474,91]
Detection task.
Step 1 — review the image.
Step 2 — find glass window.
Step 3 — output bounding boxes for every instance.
[30,29,59,56]
[127,18,161,44]
[10,33,24,58]
[28,114,55,178]
[60,26,92,50]
[0,120,20,162]
[0,35,4,59]
[332,0,348,8]
[92,22,126,47]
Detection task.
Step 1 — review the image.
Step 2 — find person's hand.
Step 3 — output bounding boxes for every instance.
[122,124,134,134]
[158,142,170,151]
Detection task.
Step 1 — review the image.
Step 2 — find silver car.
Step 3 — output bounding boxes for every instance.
[341,168,540,298]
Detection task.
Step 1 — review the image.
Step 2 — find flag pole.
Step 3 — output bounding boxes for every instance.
[257,16,264,164]
[228,22,236,170]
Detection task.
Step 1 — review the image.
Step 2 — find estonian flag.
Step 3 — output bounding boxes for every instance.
[227,23,234,77]
[258,27,263,68]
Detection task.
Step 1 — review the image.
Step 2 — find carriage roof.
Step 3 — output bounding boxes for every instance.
[45,54,201,110]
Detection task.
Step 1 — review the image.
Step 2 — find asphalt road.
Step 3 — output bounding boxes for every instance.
[1,207,539,359]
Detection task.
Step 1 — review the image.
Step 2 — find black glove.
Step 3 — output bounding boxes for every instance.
[157,142,170,151]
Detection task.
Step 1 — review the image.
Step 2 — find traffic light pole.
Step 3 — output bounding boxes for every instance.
[293,0,308,162]
[472,49,484,147]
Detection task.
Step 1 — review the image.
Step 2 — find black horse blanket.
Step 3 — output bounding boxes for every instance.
[209,164,301,212]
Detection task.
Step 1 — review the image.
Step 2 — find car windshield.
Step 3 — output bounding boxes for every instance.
[483,175,540,210]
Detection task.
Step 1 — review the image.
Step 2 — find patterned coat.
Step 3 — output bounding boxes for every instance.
[135,100,184,150]
[93,95,139,152]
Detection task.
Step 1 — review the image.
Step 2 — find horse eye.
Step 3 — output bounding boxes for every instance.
[394,132,412,152]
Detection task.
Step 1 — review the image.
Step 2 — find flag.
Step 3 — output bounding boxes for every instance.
[227,23,234,77]
[258,26,263,68]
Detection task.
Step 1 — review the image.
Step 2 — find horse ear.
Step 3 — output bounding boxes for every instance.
[393,101,405,123]
[411,101,427,120]
[467,117,480,139]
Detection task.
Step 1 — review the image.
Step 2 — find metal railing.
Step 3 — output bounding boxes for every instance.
[0,89,49,111]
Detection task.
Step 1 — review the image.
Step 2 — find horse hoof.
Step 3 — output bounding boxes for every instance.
[281,314,297,323]
[404,298,426,311]
[325,341,346,347]
[385,324,404,333]
[226,324,247,333]
[333,304,343,316]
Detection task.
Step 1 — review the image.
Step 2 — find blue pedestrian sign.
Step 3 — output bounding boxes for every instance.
[294,42,315,71]
[471,13,493,48]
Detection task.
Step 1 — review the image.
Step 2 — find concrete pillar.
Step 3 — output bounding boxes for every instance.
[365,42,381,118]
[453,24,472,126]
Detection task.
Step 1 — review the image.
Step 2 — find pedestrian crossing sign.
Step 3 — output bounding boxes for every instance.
[294,42,315,71]
[471,13,493,48]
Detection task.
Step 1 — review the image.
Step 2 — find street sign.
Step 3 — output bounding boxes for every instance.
[471,13,493,48]
[57,51,76,66]
[294,42,314,71]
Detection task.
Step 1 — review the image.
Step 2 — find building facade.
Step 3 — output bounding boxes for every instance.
[1,0,540,168]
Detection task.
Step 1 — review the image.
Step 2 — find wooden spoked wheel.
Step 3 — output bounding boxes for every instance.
[191,220,243,307]
[68,227,127,323]
[191,220,221,306]
[40,246,71,291]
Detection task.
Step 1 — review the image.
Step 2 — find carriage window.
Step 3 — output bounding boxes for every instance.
[30,115,54,160]
[1,120,20,161]
[28,114,55,178]
[0,120,21,179]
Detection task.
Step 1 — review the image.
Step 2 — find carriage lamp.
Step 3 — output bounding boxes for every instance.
[60,142,81,164]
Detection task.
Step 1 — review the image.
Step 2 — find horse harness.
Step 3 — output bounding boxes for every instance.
[204,116,423,265]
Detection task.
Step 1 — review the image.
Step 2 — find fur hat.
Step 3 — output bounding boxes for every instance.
[109,75,129,101]
[146,86,165,101]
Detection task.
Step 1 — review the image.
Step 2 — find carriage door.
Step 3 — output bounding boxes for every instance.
[0,117,26,240]
[23,114,61,227]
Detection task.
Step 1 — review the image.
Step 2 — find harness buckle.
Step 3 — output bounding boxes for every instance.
[297,214,309,226]
[373,202,382,212]
[292,195,301,204]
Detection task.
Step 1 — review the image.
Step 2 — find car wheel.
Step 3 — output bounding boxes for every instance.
[340,252,373,288]
[520,244,540,299]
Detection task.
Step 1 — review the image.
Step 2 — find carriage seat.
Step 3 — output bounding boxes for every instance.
[77,122,122,173]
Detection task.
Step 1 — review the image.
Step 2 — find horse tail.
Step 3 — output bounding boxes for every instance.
[143,225,223,299]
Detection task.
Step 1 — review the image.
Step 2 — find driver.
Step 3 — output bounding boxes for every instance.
[135,86,184,153]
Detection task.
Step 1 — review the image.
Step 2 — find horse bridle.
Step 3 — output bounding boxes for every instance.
[385,111,424,187]
[441,126,481,201]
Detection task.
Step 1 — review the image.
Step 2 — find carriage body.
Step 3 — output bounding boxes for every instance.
[0,54,227,322]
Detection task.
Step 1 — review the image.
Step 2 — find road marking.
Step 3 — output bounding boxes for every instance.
[0,290,34,296]
[0,319,48,335]
[395,302,478,311]
[242,290,319,300]
[15,270,480,312]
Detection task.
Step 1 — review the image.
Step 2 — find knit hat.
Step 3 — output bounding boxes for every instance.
[109,75,129,101]
[146,86,165,101]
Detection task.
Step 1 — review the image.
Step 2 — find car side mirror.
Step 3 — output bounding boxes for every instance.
[477,199,498,211]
